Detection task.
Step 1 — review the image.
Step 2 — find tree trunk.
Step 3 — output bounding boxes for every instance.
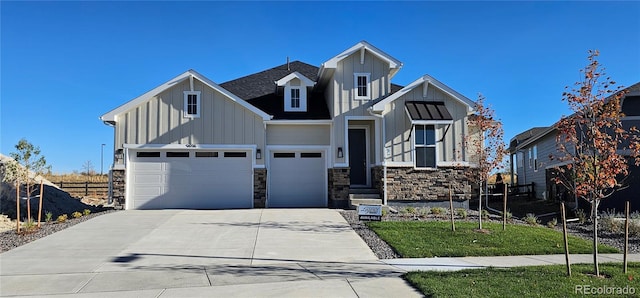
[592,198,600,276]
[478,181,483,230]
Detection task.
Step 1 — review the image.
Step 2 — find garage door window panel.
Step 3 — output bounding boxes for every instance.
[195,152,218,157]
[224,152,247,158]
[137,152,161,158]
[167,152,189,157]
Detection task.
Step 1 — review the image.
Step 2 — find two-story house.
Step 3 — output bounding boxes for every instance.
[101,41,478,210]
[509,82,640,212]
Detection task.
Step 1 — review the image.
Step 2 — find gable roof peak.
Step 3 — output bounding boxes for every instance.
[321,41,403,71]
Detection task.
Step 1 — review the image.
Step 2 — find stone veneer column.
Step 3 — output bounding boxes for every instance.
[111,169,125,209]
[328,167,350,208]
[253,168,267,208]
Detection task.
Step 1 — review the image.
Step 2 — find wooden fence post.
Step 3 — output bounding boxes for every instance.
[85,181,89,196]
[37,181,44,228]
[449,185,455,232]
[561,202,571,277]
[16,182,20,233]
[624,201,629,273]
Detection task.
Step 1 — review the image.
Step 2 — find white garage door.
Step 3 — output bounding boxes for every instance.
[128,150,253,209]
[268,151,327,208]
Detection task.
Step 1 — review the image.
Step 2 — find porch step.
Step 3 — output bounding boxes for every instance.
[349,189,382,209]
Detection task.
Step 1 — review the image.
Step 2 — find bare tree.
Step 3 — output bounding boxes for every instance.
[554,50,640,276]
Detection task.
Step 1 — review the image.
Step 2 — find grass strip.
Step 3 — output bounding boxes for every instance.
[367,221,618,257]
[405,262,639,298]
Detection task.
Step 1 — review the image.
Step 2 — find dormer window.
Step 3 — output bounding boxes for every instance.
[276,71,315,113]
[354,73,370,100]
[183,91,201,118]
[290,88,301,109]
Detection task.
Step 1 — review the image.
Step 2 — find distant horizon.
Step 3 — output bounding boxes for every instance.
[2,1,639,173]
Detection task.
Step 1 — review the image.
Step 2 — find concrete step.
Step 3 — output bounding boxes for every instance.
[349,188,379,194]
[349,197,383,210]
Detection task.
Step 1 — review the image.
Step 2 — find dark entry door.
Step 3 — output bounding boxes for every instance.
[348,129,367,186]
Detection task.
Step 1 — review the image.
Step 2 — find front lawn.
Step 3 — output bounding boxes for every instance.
[405,262,639,298]
[367,221,618,257]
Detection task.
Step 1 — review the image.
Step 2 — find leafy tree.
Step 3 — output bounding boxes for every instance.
[2,138,50,224]
[464,95,507,230]
[554,50,640,276]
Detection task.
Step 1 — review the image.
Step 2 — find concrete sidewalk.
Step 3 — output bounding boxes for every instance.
[383,253,640,272]
[0,209,422,297]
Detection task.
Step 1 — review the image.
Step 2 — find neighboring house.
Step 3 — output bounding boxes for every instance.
[509,82,640,212]
[101,41,478,210]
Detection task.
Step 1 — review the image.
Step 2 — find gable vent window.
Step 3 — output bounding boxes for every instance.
[354,73,371,100]
[183,91,201,118]
[291,88,300,108]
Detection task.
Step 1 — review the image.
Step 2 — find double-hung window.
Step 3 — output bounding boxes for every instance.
[415,125,436,168]
[290,88,300,109]
[354,73,370,100]
[183,91,201,118]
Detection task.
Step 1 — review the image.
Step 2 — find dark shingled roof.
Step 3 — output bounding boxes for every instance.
[509,127,549,151]
[219,61,330,120]
[405,101,452,121]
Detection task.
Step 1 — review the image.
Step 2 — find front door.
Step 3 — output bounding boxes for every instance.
[348,128,367,186]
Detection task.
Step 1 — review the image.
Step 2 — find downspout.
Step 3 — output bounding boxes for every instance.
[368,107,387,205]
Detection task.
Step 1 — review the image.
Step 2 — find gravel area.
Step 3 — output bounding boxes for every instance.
[0,209,118,252]
[340,209,639,259]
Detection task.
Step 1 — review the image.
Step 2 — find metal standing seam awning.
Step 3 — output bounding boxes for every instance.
[404,101,454,142]
[405,101,453,124]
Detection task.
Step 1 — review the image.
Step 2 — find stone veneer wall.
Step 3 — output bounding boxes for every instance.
[111,169,125,209]
[328,168,350,208]
[253,168,267,208]
[373,166,476,201]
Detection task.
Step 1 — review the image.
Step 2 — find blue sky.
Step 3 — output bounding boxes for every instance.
[2,1,639,174]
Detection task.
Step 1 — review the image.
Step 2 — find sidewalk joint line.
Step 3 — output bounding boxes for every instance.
[250,209,264,266]
[346,278,360,298]
[155,288,166,298]
[74,272,97,293]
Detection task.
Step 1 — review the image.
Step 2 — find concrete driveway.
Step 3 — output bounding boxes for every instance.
[0,209,421,297]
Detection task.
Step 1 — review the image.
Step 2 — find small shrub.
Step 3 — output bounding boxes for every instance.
[22,219,37,232]
[414,207,428,217]
[575,209,587,224]
[83,209,91,216]
[600,210,622,233]
[431,207,446,217]
[504,210,513,222]
[398,207,408,216]
[524,213,540,226]
[44,211,53,223]
[456,208,468,219]
[57,214,68,223]
[406,206,416,215]
[381,209,388,217]
[481,209,490,220]
[546,217,558,229]
[72,211,82,219]
[630,211,640,220]
[629,220,640,237]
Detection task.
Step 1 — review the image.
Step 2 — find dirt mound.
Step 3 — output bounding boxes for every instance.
[0,154,107,221]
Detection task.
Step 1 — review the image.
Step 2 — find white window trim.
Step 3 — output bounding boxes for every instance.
[183,91,201,118]
[528,148,533,168]
[354,73,371,100]
[413,124,437,169]
[284,86,307,112]
[533,145,538,172]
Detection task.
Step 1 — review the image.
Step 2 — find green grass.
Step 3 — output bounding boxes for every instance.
[367,221,618,257]
[405,263,640,298]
